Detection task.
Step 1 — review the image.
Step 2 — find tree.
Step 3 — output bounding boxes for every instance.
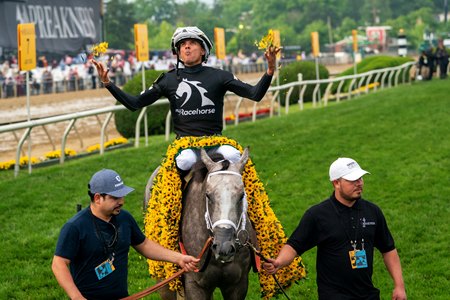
[133,0,177,24]
[104,0,137,49]
[104,0,446,56]
[298,20,329,54]
[385,7,440,50]
[148,20,175,51]
[335,17,358,43]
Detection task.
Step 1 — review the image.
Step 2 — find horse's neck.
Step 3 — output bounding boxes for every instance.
[181,192,210,255]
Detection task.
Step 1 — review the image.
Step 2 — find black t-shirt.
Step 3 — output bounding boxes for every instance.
[55,208,145,300]
[106,64,272,137]
[287,193,395,300]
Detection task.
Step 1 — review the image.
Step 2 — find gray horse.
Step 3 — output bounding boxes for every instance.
[144,148,258,299]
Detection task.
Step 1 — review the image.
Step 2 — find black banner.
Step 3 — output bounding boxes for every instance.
[0,0,101,54]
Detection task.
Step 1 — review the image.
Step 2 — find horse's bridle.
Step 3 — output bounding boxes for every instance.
[205,170,292,300]
[124,168,291,299]
[204,170,248,235]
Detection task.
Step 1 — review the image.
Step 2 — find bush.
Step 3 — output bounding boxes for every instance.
[332,55,414,93]
[275,61,329,106]
[114,70,170,138]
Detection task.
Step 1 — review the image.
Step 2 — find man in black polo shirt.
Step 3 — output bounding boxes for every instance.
[52,169,199,300]
[263,158,407,300]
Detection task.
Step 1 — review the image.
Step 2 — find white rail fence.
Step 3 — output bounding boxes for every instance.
[0,61,415,177]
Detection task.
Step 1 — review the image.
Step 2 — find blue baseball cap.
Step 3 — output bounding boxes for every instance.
[89,169,134,197]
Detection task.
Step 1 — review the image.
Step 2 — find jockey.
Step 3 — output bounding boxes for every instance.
[93,26,280,171]
[94,28,305,297]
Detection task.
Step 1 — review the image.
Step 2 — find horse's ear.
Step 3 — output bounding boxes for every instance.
[238,147,249,173]
[200,148,215,171]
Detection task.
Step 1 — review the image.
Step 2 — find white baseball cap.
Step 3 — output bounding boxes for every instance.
[329,158,370,181]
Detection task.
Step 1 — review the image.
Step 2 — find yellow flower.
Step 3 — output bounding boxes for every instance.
[86,137,129,152]
[255,29,274,50]
[91,42,109,57]
[87,144,101,153]
[0,159,16,170]
[105,137,128,148]
[44,149,76,159]
[18,156,39,165]
[144,136,306,296]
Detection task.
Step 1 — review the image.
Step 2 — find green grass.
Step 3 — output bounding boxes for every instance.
[0,79,449,299]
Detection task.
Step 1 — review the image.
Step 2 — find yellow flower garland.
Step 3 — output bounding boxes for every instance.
[144,136,306,298]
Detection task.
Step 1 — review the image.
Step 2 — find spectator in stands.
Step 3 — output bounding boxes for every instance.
[68,67,78,91]
[434,38,449,79]
[30,71,41,95]
[2,60,11,78]
[5,76,14,98]
[43,69,53,94]
[65,54,73,66]
[87,61,97,89]
[38,56,48,68]
[0,71,4,97]
[50,66,63,93]
[417,46,434,80]
[15,72,25,97]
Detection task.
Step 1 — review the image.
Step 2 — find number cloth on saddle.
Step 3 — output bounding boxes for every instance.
[144,136,306,299]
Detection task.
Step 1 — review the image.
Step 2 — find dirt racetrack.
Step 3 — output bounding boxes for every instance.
[0,65,352,162]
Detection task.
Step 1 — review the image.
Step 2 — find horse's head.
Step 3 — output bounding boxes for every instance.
[200,147,249,263]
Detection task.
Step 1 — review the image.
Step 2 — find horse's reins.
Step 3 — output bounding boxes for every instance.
[244,240,292,300]
[121,237,213,300]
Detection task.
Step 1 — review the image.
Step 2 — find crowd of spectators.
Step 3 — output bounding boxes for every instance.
[0,52,137,98]
[0,50,271,99]
[416,38,449,80]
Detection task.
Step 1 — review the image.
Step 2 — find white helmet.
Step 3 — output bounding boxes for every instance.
[171,26,213,62]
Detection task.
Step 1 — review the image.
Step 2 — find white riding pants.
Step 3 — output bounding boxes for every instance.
[175,145,241,171]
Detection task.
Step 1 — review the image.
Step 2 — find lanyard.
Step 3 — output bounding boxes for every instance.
[90,209,119,261]
[329,198,364,250]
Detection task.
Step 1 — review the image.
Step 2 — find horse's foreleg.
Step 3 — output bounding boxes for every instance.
[183,273,214,300]
[219,274,249,300]
[156,284,178,300]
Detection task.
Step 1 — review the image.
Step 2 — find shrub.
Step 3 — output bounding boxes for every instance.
[275,61,329,106]
[114,70,170,138]
[332,55,414,93]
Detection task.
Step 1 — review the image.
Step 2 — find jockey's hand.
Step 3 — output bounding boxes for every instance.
[265,46,281,76]
[178,255,200,273]
[262,257,280,274]
[91,59,110,85]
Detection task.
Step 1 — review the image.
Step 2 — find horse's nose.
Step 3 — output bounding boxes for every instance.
[212,240,236,261]
[212,227,236,261]
[212,240,221,253]
[220,241,236,256]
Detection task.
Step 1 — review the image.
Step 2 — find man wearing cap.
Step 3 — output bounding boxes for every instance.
[51,169,200,300]
[263,158,407,300]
